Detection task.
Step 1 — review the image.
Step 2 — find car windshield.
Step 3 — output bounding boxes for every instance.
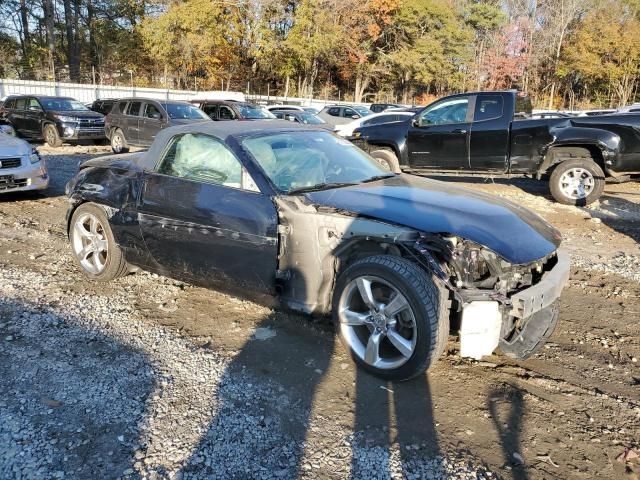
[354,106,372,116]
[40,99,89,111]
[163,103,209,120]
[297,113,325,124]
[237,104,276,119]
[242,131,393,193]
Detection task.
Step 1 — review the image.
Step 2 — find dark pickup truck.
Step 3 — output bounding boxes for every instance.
[353,90,640,205]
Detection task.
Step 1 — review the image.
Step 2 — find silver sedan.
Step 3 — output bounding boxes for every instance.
[0,132,48,193]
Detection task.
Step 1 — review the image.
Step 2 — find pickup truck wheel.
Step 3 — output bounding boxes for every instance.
[110,129,130,154]
[43,124,63,148]
[549,158,605,206]
[70,203,129,281]
[370,149,401,173]
[333,255,449,381]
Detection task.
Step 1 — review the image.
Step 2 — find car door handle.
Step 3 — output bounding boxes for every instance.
[453,129,467,134]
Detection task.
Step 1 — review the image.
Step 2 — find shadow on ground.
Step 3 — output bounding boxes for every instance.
[0,298,155,479]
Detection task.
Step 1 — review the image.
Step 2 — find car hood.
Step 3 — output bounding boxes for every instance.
[0,132,31,157]
[49,110,104,119]
[305,175,561,265]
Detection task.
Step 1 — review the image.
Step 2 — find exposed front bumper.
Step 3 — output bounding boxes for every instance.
[509,249,570,318]
[58,123,106,140]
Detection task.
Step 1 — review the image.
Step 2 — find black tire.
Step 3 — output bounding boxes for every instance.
[110,128,130,154]
[370,149,401,173]
[332,255,449,381]
[549,157,605,206]
[500,301,560,359]
[69,203,129,281]
[43,124,63,148]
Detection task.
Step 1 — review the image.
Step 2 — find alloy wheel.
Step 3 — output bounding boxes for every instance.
[337,275,417,370]
[71,212,109,275]
[558,167,595,200]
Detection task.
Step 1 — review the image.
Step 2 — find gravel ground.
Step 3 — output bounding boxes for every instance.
[0,146,639,480]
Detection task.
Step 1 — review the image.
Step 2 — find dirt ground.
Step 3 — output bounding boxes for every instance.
[1,145,639,479]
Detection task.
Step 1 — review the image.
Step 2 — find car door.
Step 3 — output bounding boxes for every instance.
[139,101,166,146]
[469,94,510,171]
[407,96,472,169]
[124,100,142,145]
[11,98,28,134]
[24,97,45,137]
[136,132,278,291]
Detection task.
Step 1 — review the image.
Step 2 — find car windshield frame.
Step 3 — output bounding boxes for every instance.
[240,130,394,194]
[40,98,90,111]
[162,103,209,120]
[236,103,276,119]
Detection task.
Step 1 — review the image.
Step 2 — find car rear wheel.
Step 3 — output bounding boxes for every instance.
[44,124,62,148]
[333,255,449,381]
[110,129,129,154]
[549,158,605,206]
[70,203,128,281]
[370,149,401,173]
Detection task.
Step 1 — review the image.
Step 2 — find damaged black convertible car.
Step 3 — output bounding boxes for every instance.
[65,121,570,380]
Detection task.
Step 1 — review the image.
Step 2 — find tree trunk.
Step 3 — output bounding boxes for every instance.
[19,0,30,72]
[87,0,99,83]
[63,0,81,81]
[284,75,290,99]
[353,71,370,104]
[42,0,56,80]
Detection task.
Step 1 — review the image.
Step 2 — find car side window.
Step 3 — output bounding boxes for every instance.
[127,101,142,116]
[327,107,340,116]
[343,108,358,118]
[219,106,236,120]
[15,98,27,110]
[202,104,218,119]
[157,133,257,191]
[144,103,162,119]
[4,98,15,109]
[474,96,503,122]
[27,98,42,111]
[418,97,470,126]
[117,101,128,114]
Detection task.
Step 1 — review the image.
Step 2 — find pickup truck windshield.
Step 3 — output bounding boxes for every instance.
[40,99,89,111]
[163,103,209,120]
[242,131,391,192]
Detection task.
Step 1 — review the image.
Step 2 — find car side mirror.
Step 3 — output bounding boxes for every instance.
[152,112,161,120]
[411,117,420,127]
[351,115,359,119]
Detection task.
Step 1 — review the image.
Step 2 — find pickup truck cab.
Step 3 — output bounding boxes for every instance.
[354,91,640,205]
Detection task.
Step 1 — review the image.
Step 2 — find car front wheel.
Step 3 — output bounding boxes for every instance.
[333,255,449,381]
[70,203,128,281]
[44,124,62,148]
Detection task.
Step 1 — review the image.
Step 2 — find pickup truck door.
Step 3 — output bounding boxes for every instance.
[136,132,277,292]
[407,95,472,169]
[469,94,511,171]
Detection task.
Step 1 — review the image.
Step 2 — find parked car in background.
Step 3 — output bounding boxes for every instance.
[579,109,617,116]
[271,110,332,129]
[302,107,320,115]
[0,131,48,193]
[105,98,210,153]
[617,103,640,114]
[65,120,569,380]
[0,123,16,136]
[352,90,640,205]
[190,99,275,121]
[89,99,116,115]
[530,111,575,119]
[265,105,305,113]
[318,105,372,126]
[370,103,402,113]
[0,95,106,147]
[335,111,415,137]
